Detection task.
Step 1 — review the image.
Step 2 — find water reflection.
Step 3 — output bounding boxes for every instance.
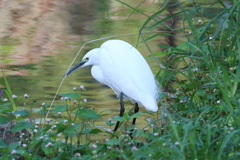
[0,0,161,129]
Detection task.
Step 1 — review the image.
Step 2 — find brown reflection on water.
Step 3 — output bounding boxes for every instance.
[0,0,161,131]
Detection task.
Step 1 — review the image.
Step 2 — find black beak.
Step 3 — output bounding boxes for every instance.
[63,61,86,77]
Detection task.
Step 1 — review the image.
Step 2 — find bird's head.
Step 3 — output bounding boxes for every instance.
[63,48,99,77]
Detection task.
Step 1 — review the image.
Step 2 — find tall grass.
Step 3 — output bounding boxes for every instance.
[0,0,239,159]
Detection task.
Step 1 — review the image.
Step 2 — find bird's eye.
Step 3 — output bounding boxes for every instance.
[85,57,89,61]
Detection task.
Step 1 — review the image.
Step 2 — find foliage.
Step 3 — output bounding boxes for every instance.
[0,0,240,159]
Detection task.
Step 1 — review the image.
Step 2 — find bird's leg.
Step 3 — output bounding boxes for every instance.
[129,103,139,138]
[114,92,125,131]
[132,103,139,126]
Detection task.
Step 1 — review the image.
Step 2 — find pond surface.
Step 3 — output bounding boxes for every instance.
[0,0,164,129]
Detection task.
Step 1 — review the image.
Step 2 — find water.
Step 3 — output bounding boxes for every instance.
[0,0,163,129]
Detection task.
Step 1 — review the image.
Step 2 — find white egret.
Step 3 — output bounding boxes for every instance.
[63,39,159,131]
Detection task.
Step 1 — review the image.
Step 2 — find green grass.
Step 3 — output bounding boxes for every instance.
[0,0,240,159]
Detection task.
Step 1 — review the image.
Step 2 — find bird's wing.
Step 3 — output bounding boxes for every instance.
[99,40,158,110]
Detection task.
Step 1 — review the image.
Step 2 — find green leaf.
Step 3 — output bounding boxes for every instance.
[0,107,12,113]
[64,124,82,134]
[12,110,30,116]
[129,112,145,120]
[12,122,33,132]
[50,104,68,112]
[59,92,81,99]
[8,142,19,152]
[0,116,11,124]
[106,120,115,126]
[89,128,102,134]
[112,116,125,122]
[0,140,7,149]
[77,108,100,119]
[105,138,120,146]
[82,128,102,134]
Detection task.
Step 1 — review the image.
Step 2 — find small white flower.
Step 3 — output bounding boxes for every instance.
[39,136,44,140]
[198,19,202,23]
[91,144,97,148]
[154,133,159,136]
[192,18,195,21]
[73,100,77,104]
[12,95,17,99]
[57,133,62,137]
[175,141,180,145]
[80,85,85,89]
[64,97,71,100]
[24,94,29,98]
[51,125,57,129]
[193,68,199,72]
[35,125,38,128]
[42,103,45,106]
[230,127,234,131]
[188,31,192,34]
[131,146,138,151]
[58,112,61,115]
[3,98,8,102]
[229,67,234,71]
[216,100,220,104]
[71,123,75,126]
[75,153,81,157]
[149,154,152,157]
[46,142,53,147]
[162,143,166,146]
[46,119,51,123]
[73,87,76,90]
[11,150,17,154]
[64,119,68,123]
[209,37,213,40]
[22,144,27,147]
[144,128,148,131]
[25,118,30,122]
[83,98,87,102]
[34,129,38,133]
[36,122,40,125]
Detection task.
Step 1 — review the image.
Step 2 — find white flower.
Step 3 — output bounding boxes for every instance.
[11,150,17,154]
[162,143,166,146]
[154,133,159,136]
[46,119,51,123]
[83,98,87,102]
[75,153,81,157]
[209,37,213,40]
[42,103,45,106]
[39,136,44,140]
[91,144,97,148]
[198,19,202,23]
[230,127,234,131]
[36,122,40,125]
[131,146,138,151]
[188,31,192,34]
[24,94,29,98]
[34,129,38,133]
[80,85,85,89]
[64,119,68,123]
[12,95,17,99]
[46,142,53,147]
[25,118,30,122]
[73,100,77,104]
[193,68,199,72]
[22,144,27,147]
[73,87,76,90]
[3,98,8,102]
[51,125,57,129]
[58,112,61,115]
[216,100,220,104]
[71,123,75,126]
[57,133,62,137]
[175,141,180,145]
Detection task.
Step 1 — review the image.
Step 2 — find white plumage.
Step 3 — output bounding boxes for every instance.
[64,39,159,111]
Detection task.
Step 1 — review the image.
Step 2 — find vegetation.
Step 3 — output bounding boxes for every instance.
[0,0,239,159]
